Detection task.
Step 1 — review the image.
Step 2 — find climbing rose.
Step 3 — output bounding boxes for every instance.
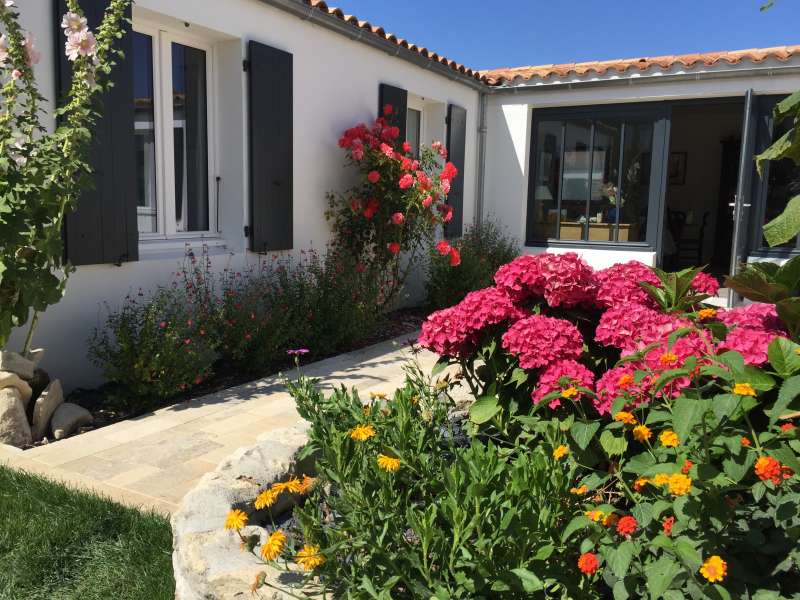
[448,247,461,267]
[401,141,411,153]
[387,242,400,255]
[390,212,404,225]
[382,103,393,116]
[399,173,414,189]
[502,315,583,370]
[379,142,394,159]
[531,360,595,409]
[422,195,433,208]
[440,161,458,182]
[367,170,380,183]
[436,240,451,256]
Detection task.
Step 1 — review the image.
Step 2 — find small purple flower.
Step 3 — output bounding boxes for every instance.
[287,348,310,356]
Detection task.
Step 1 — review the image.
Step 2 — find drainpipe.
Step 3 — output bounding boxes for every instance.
[475,90,488,226]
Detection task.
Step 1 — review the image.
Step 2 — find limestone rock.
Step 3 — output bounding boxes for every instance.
[0,351,35,380]
[26,348,45,368]
[0,387,32,448]
[26,368,50,422]
[51,403,94,440]
[0,371,33,408]
[31,379,64,441]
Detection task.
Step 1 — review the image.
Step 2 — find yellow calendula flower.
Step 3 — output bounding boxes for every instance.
[733,382,757,397]
[614,411,637,425]
[297,475,316,495]
[349,424,376,442]
[570,485,589,495]
[369,391,388,400]
[667,473,692,496]
[275,477,303,494]
[561,386,578,399]
[254,487,281,510]
[652,473,670,486]
[699,555,727,583]
[632,424,652,442]
[377,454,401,472]
[553,445,569,460]
[260,530,286,561]
[633,477,649,491]
[224,508,248,530]
[697,308,717,320]
[296,544,325,571]
[659,430,679,448]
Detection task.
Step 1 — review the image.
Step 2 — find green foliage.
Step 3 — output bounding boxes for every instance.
[642,266,710,313]
[0,0,131,350]
[426,219,518,310]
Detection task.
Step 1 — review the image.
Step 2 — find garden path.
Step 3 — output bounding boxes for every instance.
[0,333,434,515]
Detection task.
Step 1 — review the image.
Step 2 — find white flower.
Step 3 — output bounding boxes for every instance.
[0,35,8,65]
[65,30,96,62]
[61,12,88,35]
[23,33,40,67]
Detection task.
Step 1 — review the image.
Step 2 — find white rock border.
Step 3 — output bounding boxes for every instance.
[172,422,313,600]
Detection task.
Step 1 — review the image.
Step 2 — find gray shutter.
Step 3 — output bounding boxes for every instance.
[55,0,138,265]
[247,40,293,252]
[378,83,407,143]
[445,103,467,238]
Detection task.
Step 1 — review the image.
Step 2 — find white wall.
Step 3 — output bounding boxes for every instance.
[8,0,480,390]
[482,68,800,269]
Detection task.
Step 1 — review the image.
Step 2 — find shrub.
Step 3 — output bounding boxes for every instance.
[426,219,518,310]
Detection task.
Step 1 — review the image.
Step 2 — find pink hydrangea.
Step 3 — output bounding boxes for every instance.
[595,261,661,309]
[494,254,545,301]
[639,331,711,397]
[531,359,595,409]
[717,303,785,334]
[493,252,596,308]
[691,272,720,296]
[595,364,651,415]
[502,315,583,370]
[717,327,783,366]
[595,303,689,354]
[418,287,525,358]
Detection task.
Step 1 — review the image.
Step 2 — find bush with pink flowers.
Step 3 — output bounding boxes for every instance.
[419,252,800,597]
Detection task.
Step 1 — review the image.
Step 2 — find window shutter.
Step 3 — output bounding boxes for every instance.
[445,103,467,238]
[54,0,138,265]
[378,83,407,143]
[247,41,293,252]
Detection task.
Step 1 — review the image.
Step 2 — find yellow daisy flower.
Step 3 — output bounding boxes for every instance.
[733,382,757,396]
[659,430,679,448]
[700,555,727,583]
[553,444,569,460]
[377,454,401,472]
[224,508,248,530]
[667,473,692,496]
[369,391,388,400]
[275,477,303,494]
[254,487,281,510]
[632,424,652,442]
[349,424,376,442]
[296,544,325,571]
[260,530,286,561]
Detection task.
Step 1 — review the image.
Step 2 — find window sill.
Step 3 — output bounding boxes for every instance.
[526,239,655,252]
[138,235,230,260]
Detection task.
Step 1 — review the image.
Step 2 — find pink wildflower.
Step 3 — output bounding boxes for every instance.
[502,315,584,370]
[532,360,595,409]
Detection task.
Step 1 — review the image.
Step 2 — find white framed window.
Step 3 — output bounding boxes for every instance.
[133,22,217,239]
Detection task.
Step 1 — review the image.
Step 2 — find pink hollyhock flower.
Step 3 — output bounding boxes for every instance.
[449,247,461,267]
[382,103,393,116]
[422,195,433,208]
[11,68,21,80]
[691,272,720,295]
[367,170,380,184]
[596,303,688,354]
[65,30,95,62]
[23,33,41,66]
[595,364,651,415]
[502,315,584,370]
[436,240,451,256]
[532,359,595,409]
[379,142,394,159]
[595,261,661,309]
[399,173,414,189]
[391,212,405,225]
[61,12,88,34]
[717,303,786,333]
[718,327,783,366]
[387,242,401,255]
[402,141,411,153]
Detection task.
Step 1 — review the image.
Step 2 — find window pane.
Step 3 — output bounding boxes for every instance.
[763,119,800,248]
[589,121,622,242]
[560,120,592,240]
[134,32,157,234]
[406,108,421,157]
[618,122,653,242]
[530,121,561,240]
[172,42,209,232]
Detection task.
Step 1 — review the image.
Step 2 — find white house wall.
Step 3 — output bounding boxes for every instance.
[482,67,800,269]
[9,0,481,390]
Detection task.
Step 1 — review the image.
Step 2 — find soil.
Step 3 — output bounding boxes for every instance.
[25,307,427,449]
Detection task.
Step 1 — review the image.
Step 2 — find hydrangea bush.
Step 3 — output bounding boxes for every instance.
[419,253,800,597]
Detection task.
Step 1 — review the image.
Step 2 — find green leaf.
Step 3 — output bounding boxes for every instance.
[510,568,543,593]
[767,375,800,425]
[674,539,702,569]
[776,254,800,290]
[768,337,800,378]
[570,421,600,451]
[725,268,789,303]
[777,297,800,338]
[607,541,635,579]
[623,452,656,474]
[631,503,654,528]
[646,556,682,598]
[431,358,449,376]
[469,395,500,424]
[600,430,627,457]
[510,367,528,388]
[671,396,709,442]
[772,444,800,473]
[561,515,590,542]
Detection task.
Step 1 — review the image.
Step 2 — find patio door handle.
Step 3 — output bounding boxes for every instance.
[728,202,752,207]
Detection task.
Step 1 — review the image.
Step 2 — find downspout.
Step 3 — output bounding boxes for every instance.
[475,90,488,226]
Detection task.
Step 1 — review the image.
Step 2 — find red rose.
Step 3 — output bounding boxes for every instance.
[402,141,411,153]
[350,198,362,212]
[436,240,451,256]
[388,126,400,139]
[387,242,401,255]
[380,143,394,159]
[422,195,433,208]
[391,212,405,225]
[577,552,599,575]
[383,103,393,116]
[448,247,461,267]
[441,161,458,182]
[368,171,380,184]
[399,173,414,189]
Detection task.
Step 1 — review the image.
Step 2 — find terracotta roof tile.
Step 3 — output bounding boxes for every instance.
[481,45,800,85]
[303,0,484,81]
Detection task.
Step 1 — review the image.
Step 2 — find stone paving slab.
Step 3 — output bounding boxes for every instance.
[1,333,435,515]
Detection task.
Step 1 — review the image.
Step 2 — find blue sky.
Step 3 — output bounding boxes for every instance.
[331,0,800,71]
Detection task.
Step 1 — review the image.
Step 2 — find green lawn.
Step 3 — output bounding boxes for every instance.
[0,466,174,600]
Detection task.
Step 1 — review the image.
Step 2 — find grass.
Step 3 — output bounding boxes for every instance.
[0,466,174,600]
